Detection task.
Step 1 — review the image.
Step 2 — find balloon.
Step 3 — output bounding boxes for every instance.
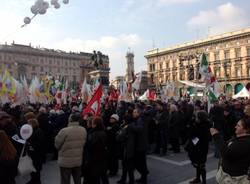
[24,17,31,24]
[54,3,60,9]
[31,5,39,14]
[43,1,49,9]
[51,0,58,5]
[20,124,33,140]
[39,8,47,14]
[63,0,69,4]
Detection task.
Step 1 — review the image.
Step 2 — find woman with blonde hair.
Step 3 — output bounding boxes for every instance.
[0,130,18,184]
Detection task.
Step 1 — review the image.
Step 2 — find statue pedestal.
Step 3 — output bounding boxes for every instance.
[88,69,110,86]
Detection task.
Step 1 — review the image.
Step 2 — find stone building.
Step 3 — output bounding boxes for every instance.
[125,51,135,83]
[0,43,110,87]
[145,28,250,96]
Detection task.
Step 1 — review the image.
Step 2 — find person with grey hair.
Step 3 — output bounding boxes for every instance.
[55,113,87,184]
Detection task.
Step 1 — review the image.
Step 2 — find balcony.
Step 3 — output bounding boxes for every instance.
[234,57,242,62]
[214,60,221,65]
[172,67,178,71]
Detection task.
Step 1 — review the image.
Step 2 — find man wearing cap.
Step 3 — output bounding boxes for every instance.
[106,114,120,176]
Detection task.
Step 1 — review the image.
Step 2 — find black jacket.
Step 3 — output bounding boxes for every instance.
[186,120,210,164]
[0,156,18,184]
[213,134,250,176]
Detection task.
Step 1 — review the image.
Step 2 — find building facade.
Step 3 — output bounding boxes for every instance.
[145,28,250,96]
[0,43,110,87]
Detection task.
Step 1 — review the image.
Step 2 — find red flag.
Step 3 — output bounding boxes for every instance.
[148,90,156,101]
[82,84,103,116]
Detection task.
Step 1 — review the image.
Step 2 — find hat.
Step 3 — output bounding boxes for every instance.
[110,114,119,121]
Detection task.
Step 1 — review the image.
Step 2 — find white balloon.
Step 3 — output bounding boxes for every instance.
[20,124,33,140]
[24,17,31,24]
[63,0,69,4]
[39,8,47,14]
[51,0,58,5]
[54,3,60,9]
[31,5,39,14]
[43,1,49,9]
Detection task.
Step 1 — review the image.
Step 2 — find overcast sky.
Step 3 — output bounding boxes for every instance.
[0,0,250,79]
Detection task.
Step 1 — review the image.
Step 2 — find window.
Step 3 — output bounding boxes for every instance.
[166,62,169,68]
[49,60,52,64]
[57,68,60,73]
[172,59,177,68]
[224,50,230,59]
[73,75,76,81]
[215,52,220,60]
[32,66,36,71]
[165,74,169,82]
[159,63,162,70]
[40,58,44,64]
[247,47,250,56]
[40,66,43,72]
[172,73,176,81]
[235,48,241,58]
[236,68,241,77]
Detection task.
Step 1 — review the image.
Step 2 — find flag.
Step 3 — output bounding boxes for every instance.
[119,80,128,101]
[208,89,218,103]
[81,78,90,103]
[199,53,220,102]
[83,84,103,116]
[148,90,157,101]
[132,72,141,90]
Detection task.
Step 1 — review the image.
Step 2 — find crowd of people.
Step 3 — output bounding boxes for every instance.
[0,97,250,184]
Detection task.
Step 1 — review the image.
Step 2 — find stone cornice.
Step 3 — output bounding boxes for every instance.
[145,27,250,58]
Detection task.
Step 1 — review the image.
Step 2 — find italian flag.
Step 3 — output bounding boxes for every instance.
[199,53,219,102]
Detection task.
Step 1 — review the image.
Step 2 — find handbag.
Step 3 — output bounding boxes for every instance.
[216,166,250,184]
[18,144,36,176]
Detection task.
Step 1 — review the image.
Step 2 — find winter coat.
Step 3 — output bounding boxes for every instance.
[213,134,250,176]
[28,127,46,170]
[84,127,108,177]
[168,111,181,139]
[186,120,210,165]
[0,156,18,184]
[106,123,120,156]
[55,122,87,168]
[116,124,136,160]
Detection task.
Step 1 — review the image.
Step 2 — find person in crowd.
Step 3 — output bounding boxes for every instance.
[0,111,22,155]
[154,101,169,156]
[37,107,50,160]
[185,111,211,184]
[116,108,136,184]
[84,117,109,184]
[106,114,120,176]
[223,105,236,141]
[244,104,250,118]
[132,107,149,184]
[55,113,87,184]
[209,100,225,158]
[210,117,250,184]
[0,130,18,184]
[26,118,46,184]
[168,104,181,153]
[233,101,244,123]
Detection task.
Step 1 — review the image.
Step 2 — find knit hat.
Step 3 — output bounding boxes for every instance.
[110,114,119,121]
